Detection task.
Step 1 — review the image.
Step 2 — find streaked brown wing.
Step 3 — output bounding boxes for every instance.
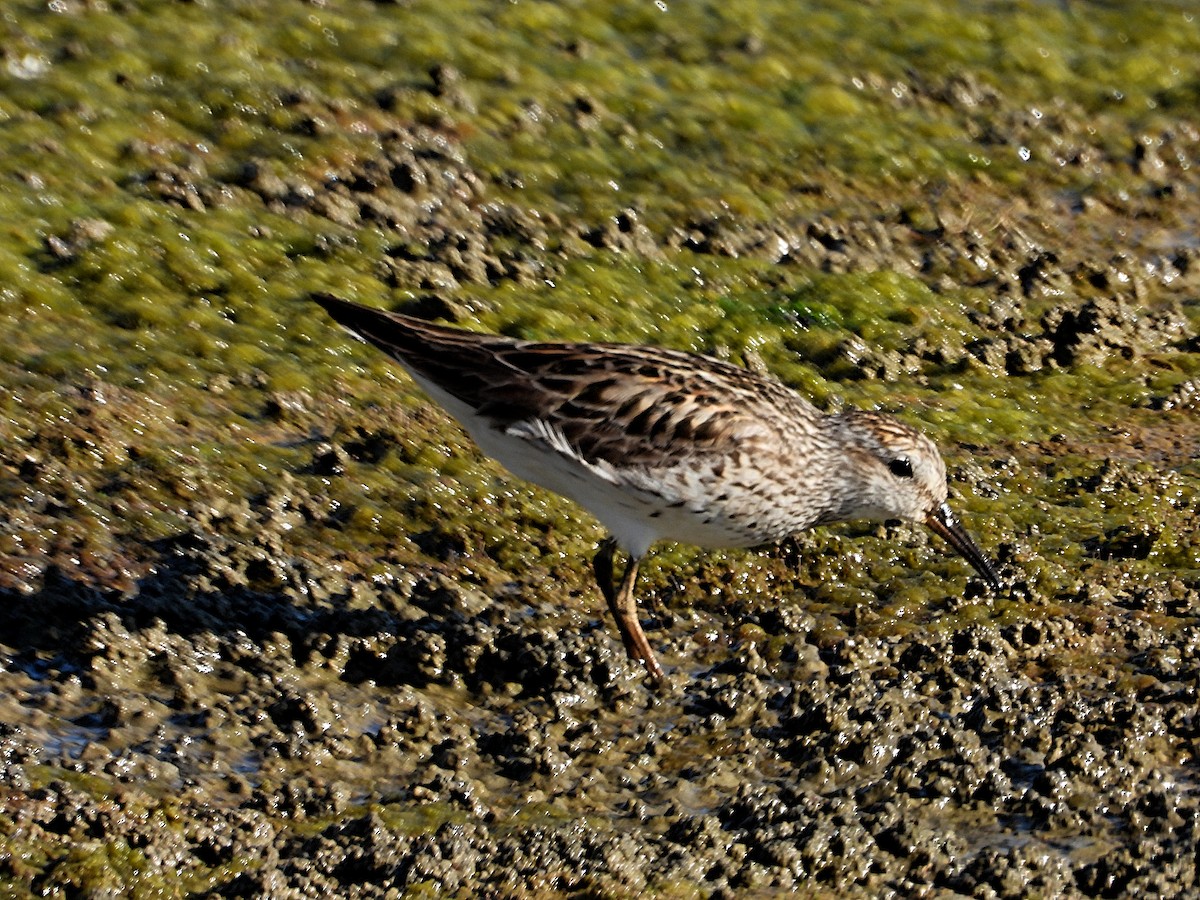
[490,343,787,468]
[315,292,533,408]
[315,293,803,469]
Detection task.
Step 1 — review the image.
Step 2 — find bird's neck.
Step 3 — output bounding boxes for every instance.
[814,412,889,525]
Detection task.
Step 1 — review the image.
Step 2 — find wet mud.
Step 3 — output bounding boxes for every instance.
[2,1,1200,897]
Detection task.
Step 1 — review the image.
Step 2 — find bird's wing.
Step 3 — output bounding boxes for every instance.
[315,293,810,471]
[488,341,794,470]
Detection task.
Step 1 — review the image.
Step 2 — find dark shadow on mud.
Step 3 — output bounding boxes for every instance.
[0,528,630,702]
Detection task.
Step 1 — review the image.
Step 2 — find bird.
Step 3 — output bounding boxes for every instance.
[313,293,1001,686]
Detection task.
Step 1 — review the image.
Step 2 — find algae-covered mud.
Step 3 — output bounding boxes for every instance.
[2,0,1199,896]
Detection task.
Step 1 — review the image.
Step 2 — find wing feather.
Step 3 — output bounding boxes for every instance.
[314,293,815,472]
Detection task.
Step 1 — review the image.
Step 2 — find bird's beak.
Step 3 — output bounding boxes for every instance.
[925,502,1002,590]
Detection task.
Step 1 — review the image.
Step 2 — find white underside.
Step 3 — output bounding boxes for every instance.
[403,369,774,558]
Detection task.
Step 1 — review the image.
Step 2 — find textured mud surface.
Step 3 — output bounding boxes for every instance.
[2,1,1200,897]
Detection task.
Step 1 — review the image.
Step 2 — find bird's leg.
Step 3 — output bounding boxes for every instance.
[593,537,618,608]
[615,555,666,686]
[593,538,665,686]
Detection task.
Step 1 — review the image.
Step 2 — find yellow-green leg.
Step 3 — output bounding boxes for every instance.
[593,538,665,686]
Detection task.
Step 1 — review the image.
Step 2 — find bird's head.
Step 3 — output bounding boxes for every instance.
[829,410,1001,590]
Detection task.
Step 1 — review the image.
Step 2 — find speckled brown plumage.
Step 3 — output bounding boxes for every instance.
[315,293,1001,686]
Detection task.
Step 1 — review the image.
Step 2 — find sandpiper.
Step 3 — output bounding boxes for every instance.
[314,293,1001,685]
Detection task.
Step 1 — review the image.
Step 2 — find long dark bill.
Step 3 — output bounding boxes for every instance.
[925,503,1002,590]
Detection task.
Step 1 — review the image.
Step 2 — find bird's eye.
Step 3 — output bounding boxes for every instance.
[888,457,914,478]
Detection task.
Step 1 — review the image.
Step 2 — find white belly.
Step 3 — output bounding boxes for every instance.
[405,370,791,558]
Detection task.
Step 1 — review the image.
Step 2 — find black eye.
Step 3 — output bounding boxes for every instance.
[888,457,914,478]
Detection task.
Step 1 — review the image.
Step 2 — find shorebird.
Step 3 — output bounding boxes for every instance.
[314,293,1001,685]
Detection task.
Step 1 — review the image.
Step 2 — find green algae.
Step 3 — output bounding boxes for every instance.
[373,801,473,836]
[24,764,118,799]
[1,0,1196,496]
[2,3,1200,888]
[1,777,258,898]
[0,834,259,899]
